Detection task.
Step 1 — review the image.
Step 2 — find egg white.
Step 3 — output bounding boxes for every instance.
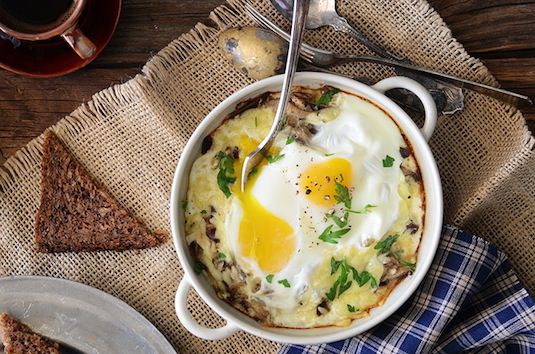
[225,93,406,312]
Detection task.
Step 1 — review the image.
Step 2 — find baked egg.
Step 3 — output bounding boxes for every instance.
[183,86,424,328]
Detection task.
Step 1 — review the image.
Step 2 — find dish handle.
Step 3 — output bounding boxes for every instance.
[175,275,239,340]
[372,77,438,141]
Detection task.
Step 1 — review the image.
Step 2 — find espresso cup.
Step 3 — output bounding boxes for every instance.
[0,0,96,60]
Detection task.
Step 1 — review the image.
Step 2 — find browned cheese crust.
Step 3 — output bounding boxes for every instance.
[34,131,167,253]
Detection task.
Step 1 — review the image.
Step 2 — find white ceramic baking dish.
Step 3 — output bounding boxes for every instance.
[170,72,443,344]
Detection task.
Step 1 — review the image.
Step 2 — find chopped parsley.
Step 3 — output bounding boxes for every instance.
[374,234,399,254]
[320,175,377,245]
[266,154,285,163]
[218,252,226,260]
[316,88,341,109]
[286,135,296,145]
[216,151,236,198]
[181,200,188,211]
[347,304,357,313]
[266,274,274,283]
[357,271,378,289]
[326,281,339,301]
[319,225,351,244]
[278,279,291,288]
[331,257,343,275]
[326,259,351,300]
[334,181,351,208]
[400,259,416,273]
[346,204,377,214]
[327,257,379,301]
[254,115,258,127]
[382,155,395,167]
[326,211,349,228]
[200,209,207,215]
[324,153,335,157]
[193,261,206,275]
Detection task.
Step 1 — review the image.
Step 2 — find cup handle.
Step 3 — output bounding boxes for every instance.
[175,275,239,340]
[372,77,438,141]
[61,25,97,60]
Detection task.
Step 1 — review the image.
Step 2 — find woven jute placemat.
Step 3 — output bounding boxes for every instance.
[1,0,533,352]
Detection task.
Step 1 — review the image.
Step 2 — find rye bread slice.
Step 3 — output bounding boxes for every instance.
[35,131,167,253]
[0,313,60,354]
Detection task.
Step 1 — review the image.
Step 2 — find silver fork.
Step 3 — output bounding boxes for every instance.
[244,2,532,107]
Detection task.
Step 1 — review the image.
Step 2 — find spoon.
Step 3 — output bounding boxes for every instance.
[240,0,310,191]
[271,0,403,61]
[218,27,287,80]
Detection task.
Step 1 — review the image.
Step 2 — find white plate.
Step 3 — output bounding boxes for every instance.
[0,276,176,354]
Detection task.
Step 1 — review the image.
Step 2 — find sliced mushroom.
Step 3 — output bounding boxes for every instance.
[265,95,310,126]
[290,92,314,112]
[203,216,219,243]
[188,240,203,258]
[401,165,422,182]
[406,222,419,234]
[225,92,271,120]
[213,257,232,271]
[381,267,410,284]
[251,277,262,293]
[316,299,330,316]
[383,256,400,269]
[201,135,213,154]
[225,146,240,160]
[248,299,270,322]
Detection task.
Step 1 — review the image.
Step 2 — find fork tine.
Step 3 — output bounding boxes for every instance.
[299,45,315,60]
[300,42,318,57]
[245,6,277,34]
[300,53,314,64]
[246,3,290,40]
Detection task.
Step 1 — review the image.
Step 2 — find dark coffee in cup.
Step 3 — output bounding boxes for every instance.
[0,0,96,59]
[0,0,74,34]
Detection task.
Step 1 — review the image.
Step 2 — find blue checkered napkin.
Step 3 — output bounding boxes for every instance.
[280,226,535,354]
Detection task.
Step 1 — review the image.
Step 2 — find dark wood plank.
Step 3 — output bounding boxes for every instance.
[90,0,225,68]
[0,67,139,162]
[428,0,535,131]
[482,55,535,123]
[1,0,534,165]
[0,0,226,164]
[428,0,535,53]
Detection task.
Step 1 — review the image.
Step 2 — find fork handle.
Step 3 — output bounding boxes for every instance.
[336,55,532,106]
[268,0,310,140]
[330,15,404,62]
[241,0,310,191]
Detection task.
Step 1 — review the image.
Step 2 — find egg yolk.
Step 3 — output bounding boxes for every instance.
[239,134,260,157]
[238,192,295,273]
[299,158,352,207]
[235,134,295,274]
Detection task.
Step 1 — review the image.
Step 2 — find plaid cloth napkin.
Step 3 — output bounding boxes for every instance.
[280,226,535,353]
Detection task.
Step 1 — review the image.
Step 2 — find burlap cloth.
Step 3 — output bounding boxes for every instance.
[1,0,533,352]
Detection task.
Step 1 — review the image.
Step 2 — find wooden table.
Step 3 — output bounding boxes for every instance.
[1,0,534,165]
